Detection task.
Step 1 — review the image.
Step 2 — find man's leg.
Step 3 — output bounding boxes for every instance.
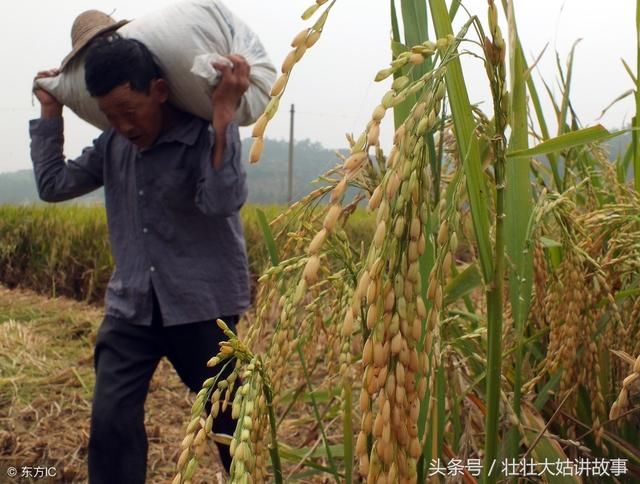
[164,316,239,472]
[88,316,162,484]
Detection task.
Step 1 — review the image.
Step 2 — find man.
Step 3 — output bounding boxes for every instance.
[31,22,251,484]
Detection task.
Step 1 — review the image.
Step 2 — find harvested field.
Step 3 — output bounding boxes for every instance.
[0,285,226,484]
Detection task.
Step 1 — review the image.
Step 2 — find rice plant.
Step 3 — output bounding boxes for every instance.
[1,0,637,482]
[0,204,366,302]
[171,0,640,482]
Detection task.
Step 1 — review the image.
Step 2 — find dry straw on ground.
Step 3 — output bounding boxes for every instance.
[0,286,226,484]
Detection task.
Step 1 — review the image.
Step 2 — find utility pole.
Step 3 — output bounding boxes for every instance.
[288,104,295,205]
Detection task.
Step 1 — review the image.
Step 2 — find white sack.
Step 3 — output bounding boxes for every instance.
[36,0,276,129]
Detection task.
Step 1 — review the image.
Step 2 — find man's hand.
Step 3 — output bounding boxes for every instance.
[210,55,250,169]
[33,69,63,119]
[211,55,251,126]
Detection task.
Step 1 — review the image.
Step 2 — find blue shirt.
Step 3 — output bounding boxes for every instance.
[29,114,250,326]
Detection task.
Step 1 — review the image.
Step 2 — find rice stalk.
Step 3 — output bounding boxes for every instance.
[250,0,337,164]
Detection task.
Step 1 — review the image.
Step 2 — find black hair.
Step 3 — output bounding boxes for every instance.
[84,33,163,97]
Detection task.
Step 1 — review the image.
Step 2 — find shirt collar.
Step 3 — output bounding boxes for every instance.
[152,113,203,148]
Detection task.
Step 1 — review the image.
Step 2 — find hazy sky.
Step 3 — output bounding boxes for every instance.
[0,0,635,173]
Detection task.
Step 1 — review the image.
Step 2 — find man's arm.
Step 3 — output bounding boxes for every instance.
[31,70,104,202]
[210,55,251,169]
[195,56,250,216]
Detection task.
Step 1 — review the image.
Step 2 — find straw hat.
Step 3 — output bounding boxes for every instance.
[60,10,129,71]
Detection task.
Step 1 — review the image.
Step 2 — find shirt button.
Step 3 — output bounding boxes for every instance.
[138,190,144,196]
[143,227,149,233]
[150,266,156,272]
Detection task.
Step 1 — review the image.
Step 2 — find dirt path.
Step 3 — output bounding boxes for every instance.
[0,285,225,483]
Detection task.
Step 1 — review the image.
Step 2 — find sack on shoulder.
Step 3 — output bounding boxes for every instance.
[36,0,276,129]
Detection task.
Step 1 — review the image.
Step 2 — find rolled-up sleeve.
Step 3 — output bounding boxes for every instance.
[30,117,104,202]
[195,122,248,217]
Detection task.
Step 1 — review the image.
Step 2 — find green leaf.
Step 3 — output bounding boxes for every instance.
[542,77,562,121]
[503,0,533,460]
[295,345,339,476]
[391,40,407,58]
[507,125,622,160]
[540,236,561,248]
[449,0,461,19]
[521,407,582,484]
[428,0,494,284]
[622,57,638,84]
[525,61,562,189]
[394,0,431,126]
[390,0,401,43]
[278,443,345,461]
[613,286,640,302]
[444,263,482,305]
[547,245,563,269]
[256,208,279,266]
[401,0,429,47]
[533,372,561,410]
[621,141,634,183]
[557,39,581,137]
[599,89,635,119]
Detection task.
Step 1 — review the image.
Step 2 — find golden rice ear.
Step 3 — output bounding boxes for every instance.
[280,50,297,75]
[409,53,424,65]
[290,28,310,48]
[305,30,321,48]
[249,137,264,164]
[269,74,288,97]
[323,204,342,232]
[307,228,327,255]
[302,255,321,285]
[251,114,268,138]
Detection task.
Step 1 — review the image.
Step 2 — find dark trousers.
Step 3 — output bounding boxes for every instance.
[88,294,238,484]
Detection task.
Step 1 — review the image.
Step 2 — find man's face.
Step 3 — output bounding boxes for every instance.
[97,80,168,149]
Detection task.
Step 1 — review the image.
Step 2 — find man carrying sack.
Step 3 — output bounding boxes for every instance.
[30,10,251,483]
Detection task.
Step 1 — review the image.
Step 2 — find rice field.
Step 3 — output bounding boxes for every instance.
[0,204,373,304]
[2,0,640,483]
[176,0,640,482]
